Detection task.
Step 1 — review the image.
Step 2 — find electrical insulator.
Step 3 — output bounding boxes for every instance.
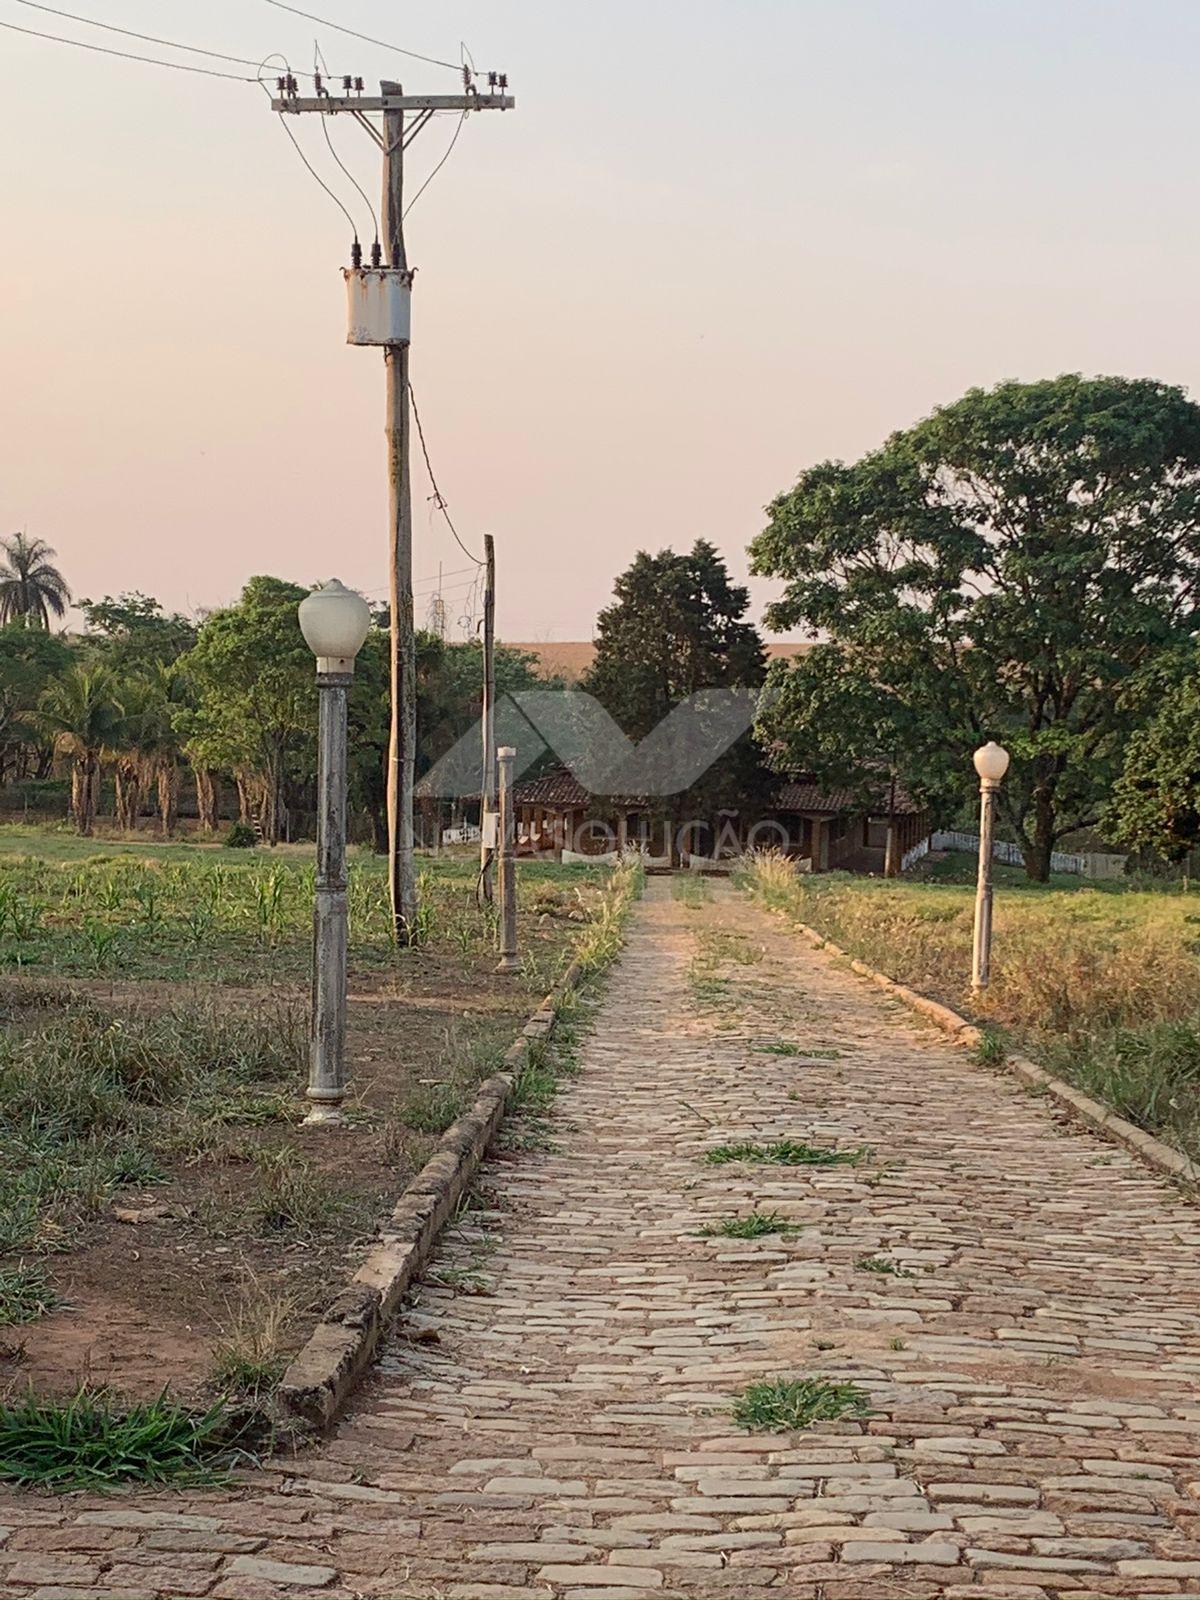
[487,71,497,87]
[353,77,364,92]
[351,240,362,268]
[370,241,381,267]
[314,71,323,93]
[342,75,351,91]
[498,73,508,89]
[276,76,285,92]
[462,65,471,89]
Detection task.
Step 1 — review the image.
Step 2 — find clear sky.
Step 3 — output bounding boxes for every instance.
[3,0,1199,642]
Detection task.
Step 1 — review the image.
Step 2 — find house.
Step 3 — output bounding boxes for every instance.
[771,777,931,874]
[511,765,932,873]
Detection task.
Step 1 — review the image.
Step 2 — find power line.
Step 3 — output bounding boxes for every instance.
[259,81,358,239]
[0,16,257,78]
[11,0,316,76]
[408,378,483,567]
[404,110,467,220]
[261,0,459,72]
[314,41,379,244]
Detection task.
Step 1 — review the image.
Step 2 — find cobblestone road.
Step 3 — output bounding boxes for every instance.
[4,877,1200,1599]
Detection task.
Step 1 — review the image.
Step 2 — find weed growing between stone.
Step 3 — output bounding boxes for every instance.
[0,1387,241,1490]
[732,1377,872,1431]
[704,1139,867,1167]
[856,1255,915,1277]
[697,1211,802,1238]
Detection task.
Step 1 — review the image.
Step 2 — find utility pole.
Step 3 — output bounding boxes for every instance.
[270,74,515,944]
[478,533,496,905]
[381,78,416,944]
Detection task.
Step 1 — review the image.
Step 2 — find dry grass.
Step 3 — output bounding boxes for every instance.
[741,850,1200,1159]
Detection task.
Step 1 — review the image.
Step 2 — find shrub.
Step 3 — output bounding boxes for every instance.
[224,822,256,849]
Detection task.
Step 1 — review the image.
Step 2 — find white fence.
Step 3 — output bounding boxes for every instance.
[931,830,1127,880]
[900,834,931,873]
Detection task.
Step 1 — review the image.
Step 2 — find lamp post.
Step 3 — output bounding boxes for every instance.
[298,579,371,1123]
[971,740,1010,991]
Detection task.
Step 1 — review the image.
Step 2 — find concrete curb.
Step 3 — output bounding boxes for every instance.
[764,902,1200,1191]
[277,960,588,1432]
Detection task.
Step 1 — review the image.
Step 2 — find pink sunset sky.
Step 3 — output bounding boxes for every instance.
[3,0,1200,641]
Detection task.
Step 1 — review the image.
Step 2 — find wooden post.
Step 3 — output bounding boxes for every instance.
[478,533,497,904]
[496,746,518,972]
[306,668,351,1123]
[382,79,418,946]
[972,778,998,989]
[617,811,628,855]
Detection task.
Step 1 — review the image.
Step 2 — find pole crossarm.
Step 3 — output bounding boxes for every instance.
[271,93,514,113]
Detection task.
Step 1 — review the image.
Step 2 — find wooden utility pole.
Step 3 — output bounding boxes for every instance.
[478,533,496,905]
[269,76,515,945]
[381,79,417,943]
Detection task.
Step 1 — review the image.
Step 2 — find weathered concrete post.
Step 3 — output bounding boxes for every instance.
[971,741,1010,991]
[298,581,371,1123]
[496,745,519,973]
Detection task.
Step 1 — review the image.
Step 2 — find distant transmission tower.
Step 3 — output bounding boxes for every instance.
[427,563,448,638]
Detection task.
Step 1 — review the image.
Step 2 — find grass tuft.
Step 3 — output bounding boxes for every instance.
[211,1275,294,1399]
[732,1376,871,1431]
[704,1139,866,1167]
[697,1211,802,1239]
[856,1255,914,1277]
[0,1387,236,1490]
[0,1264,59,1325]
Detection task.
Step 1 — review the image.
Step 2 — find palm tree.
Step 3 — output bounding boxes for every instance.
[0,533,70,628]
[38,666,123,835]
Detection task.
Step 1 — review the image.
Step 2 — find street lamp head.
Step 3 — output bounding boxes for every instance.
[298,579,372,674]
[973,741,1010,784]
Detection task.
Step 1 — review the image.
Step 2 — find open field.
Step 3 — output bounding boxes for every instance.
[0,825,624,1410]
[744,850,1200,1161]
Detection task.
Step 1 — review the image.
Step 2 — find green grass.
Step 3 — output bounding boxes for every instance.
[754,1041,843,1059]
[697,1211,802,1239]
[704,1139,866,1167]
[732,1377,872,1431]
[244,1149,365,1239]
[0,1387,238,1489]
[0,1263,59,1325]
[0,996,304,1255]
[0,830,609,984]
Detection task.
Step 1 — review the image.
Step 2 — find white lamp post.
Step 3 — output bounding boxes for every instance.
[971,740,1010,991]
[298,579,372,1123]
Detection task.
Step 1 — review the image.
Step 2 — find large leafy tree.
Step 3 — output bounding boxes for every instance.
[0,534,70,628]
[1105,649,1200,862]
[751,375,1200,879]
[181,577,313,845]
[583,539,768,846]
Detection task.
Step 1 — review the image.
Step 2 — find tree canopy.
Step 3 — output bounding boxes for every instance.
[583,539,769,835]
[751,375,1200,878]
[1106,649,1200,862]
